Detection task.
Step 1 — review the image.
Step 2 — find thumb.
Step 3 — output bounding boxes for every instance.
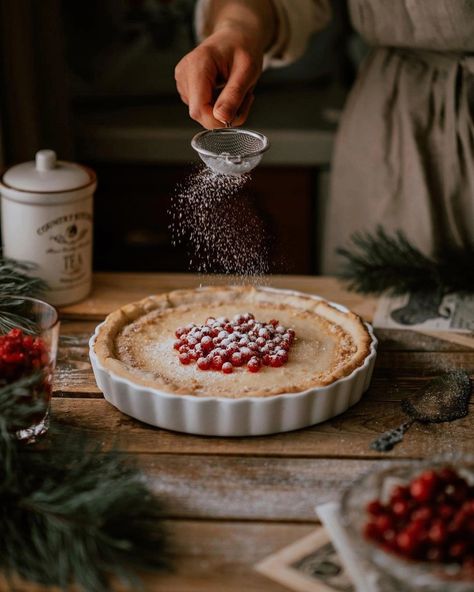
[213,53,256,125]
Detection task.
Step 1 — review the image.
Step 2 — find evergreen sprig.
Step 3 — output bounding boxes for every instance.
[0,253,48,334]
[0,372,47,472]
[0,253,47,298]
[0,377,168,591]
[337,227,474,296]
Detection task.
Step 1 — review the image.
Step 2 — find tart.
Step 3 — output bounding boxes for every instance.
[93,286,372,399]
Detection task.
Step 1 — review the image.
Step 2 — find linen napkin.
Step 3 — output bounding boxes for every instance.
[315,502,401,592]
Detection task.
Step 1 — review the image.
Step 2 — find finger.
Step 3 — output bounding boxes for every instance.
[230,91,255,127]
[213,52,256,125]
[186,66,227,128]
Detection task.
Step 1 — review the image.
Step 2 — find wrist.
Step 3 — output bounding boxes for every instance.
[206,0,277,51]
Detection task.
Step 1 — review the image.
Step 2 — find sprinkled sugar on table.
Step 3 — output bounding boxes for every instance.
[42,273,474,592]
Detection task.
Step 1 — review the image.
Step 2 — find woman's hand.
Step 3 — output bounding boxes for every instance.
[175,1,277,128]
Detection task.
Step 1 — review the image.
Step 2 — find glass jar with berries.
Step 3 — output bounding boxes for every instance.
[0,296,59,441]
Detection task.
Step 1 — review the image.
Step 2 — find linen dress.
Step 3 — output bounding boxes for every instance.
[195,0,474,273]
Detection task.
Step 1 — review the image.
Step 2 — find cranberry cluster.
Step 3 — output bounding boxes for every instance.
[173,313,295,373]
[365,467,474,568]
[0,328,48,383]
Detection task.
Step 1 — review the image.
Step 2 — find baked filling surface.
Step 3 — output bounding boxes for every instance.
[94,286,372,398]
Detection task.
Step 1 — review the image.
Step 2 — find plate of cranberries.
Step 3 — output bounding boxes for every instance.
[341,456,474,591]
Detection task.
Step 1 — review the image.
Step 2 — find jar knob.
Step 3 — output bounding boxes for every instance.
[35,149,57,172]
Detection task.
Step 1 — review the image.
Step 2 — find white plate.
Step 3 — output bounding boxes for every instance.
[89,289,378,436]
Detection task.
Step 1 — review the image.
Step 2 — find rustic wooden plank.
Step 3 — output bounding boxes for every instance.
[374,351,474,375]
[59,273,377,321]
[50,396,474,459]
[140,456,374,521]
[149,519,313,592]
[0,521,314,592]
[375,329,473,352]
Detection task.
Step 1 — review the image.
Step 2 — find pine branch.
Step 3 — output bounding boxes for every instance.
[1,432,168,591]
[337,227,474,296]
[0,433,168,591]
[0,255,168,590]
[0,372,47,473]
[0,253,48,334]
[0,375,168,591]
[0,253,47,298]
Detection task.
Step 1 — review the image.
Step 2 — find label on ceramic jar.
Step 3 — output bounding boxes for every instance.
[1,196,93,305]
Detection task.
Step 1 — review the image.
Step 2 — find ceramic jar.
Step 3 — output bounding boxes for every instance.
[0,150,97,306]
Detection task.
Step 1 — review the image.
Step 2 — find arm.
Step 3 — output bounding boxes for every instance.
[175,0,276,129]
[175,0,331,129]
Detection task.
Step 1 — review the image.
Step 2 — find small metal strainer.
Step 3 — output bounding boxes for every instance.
[191,128,270,176]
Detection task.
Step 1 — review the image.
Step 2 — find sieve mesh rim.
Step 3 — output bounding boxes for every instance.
[191,128,270,160]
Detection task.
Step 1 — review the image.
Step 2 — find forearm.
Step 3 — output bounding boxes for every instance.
[203,0,277,51]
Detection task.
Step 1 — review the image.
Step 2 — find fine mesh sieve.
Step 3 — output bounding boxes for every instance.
[191,128,269,176]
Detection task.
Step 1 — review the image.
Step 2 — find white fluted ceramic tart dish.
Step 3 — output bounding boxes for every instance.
[89,286,377,436]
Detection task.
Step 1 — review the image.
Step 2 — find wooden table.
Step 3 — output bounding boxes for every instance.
[53,273,473,592]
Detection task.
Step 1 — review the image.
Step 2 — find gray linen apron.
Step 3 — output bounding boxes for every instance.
[321,0,474,274]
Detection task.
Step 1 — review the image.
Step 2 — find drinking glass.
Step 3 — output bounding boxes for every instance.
[0,296,59,441]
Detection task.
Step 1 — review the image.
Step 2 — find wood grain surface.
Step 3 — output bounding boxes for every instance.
[13,273,473,592]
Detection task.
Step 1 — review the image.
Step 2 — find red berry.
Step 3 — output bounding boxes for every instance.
[231,352,244,367]
[393,500,411,518]
[247,357,261,373]
[222,362,233,374]
[367,500,384,516]
[411,507,432,523]
[240,347,252,361]
[269,355,284,368]
[375,514,394,532]
[197,357,210,370]
[201,336,213,351]
[179,352,191,365]
[396,530,418,555]
[428,521,447,545]
[409,479,430,502]
[211,355,224,370]
[22,336,34,348]
[438,504,454,520]
[390,485,410,503]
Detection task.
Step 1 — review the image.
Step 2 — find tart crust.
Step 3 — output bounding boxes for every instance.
[93,286,372,398]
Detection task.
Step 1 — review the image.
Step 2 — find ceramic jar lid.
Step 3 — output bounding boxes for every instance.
[2,149,92,192]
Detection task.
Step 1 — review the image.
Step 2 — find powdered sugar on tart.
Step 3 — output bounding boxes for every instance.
[94,286,371,398]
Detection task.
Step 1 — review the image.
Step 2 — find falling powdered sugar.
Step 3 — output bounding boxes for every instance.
[169,166,269,279]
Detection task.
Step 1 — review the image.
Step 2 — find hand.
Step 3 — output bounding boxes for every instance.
[175,22,264,129]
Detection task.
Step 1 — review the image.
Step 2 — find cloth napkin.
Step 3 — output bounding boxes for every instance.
[316,502,403,592]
